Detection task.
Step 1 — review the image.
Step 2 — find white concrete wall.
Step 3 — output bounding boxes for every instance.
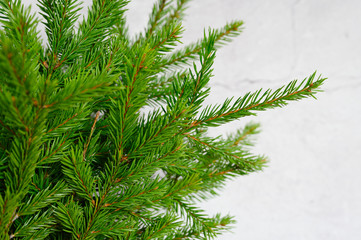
[24,0,361,239]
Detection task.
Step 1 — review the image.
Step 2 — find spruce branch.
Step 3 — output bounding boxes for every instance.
[159,174,202,202]
[55,0,128,71]
[54,199,85,239]
[146,70,188,103]
[61,147,96,203]
[185,134,264,170]
[149,21,183,54]
[0,2,47,238]
[0,0,42,95]
[38,0,82,74]
[145,0,172,39]
[101,178,167,211]
[38,133,71,165]
[173,198,220,238]
[17,181,70,217]
[192,72,326,128]
[46,109,82,135]
[10,209,56,239]
[113,142,184,186]
[142,214,181,239]
[43,69,116,110]
[171,213,235,240]
[229,122,261,147]
[166,0,191,24]
[107,44,158,153]
[160,20,243,70]
[125,108,189,158]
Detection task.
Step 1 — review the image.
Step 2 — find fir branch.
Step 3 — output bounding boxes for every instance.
[126,108,188,158]
[117,143,183,183]
[146,70,188,102]
[83,213,132,239]
[39,134,71,165]
[171,213,235,240]
[160,20,243,70]
[0,153,7,185]
[10,210,56,239]
[47,112,79,135]
[43,70,115,110]
[80,157,128,240]
[185,134,260,166]
[145,0,172,39]
[102,178,166,211]
[230,122,261,147]
[46,104,89,137]
[56,0,128,70]
[166,0,191,24]
[149,21,183,54]
[0,0,42,93]
[37,0,82,74]
[188,35,216,106]
[78,179,165,239]
[159,174,202,202]
[192,73,326,128]
[18,181,70,216]
[61,147,95,203]
[174,199,216,236]
[143,214,181,239]
[0,111,47,237]
[55,200,85,239]
[183,128,267,200]
[107,45,156,152]
[0,117,16,136]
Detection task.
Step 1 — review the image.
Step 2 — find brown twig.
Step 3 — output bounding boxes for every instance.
[83,111,100,159]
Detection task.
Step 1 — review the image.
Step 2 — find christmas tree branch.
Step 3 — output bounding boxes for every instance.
[160,20,243,70]
[147,70,188,103]
[38,0,81,74]
[61,147,95,203]
[192,72,325,128]
[150,21,183,54]
[145,0,172,39]
[230,122,260,147]
[10,210,56,239]
[39,134,70,165]
[118,143,183,183]
[55,200,84,239]
[17,181,70,216]
[0,2,46,237]
[185,134,251,164]
[172,214,235,239]
[174,199,216,236]
[56,0,128,70]
[166,0,191,24]
[126,109,187,157]
[43,70,114,110]
[102,179,166,211]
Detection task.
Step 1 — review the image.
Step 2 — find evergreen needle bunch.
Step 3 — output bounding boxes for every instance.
[0,0,325,239]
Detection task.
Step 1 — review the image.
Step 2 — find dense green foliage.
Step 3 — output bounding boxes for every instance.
[0,0,325,239]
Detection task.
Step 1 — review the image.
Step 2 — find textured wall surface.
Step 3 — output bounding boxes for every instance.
[25,0,361,239]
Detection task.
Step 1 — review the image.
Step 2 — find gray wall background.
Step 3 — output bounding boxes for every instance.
[25,0,361,239]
